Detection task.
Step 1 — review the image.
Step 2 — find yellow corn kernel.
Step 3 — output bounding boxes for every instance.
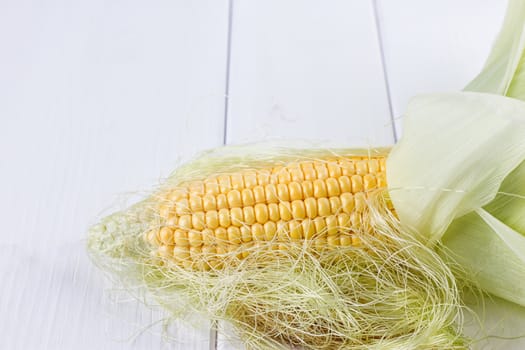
[279,202,292,221]
[159,204,174,218]
[241,226,253,242]
[202,228,214,245]
[159,245,174,258]
[355,160,368,175]
[205,210,219,229]
[291,200,306,220]
[341,193,355,214]
[340,234,352,246]
[203,194,217,211]
[166,215,178,227]
[254,203,269,224]
[327,234,339,248]
[288,182,303,201]
[329,196,342,214]
[227,190,242,208]
[217,193,228,210]
[339,160,355,176]
[218,208,231,228]
[277,183,290,201]
[326,177,341,197]
[354,192,367,212]
[268,203,280,221]
[252,223,265,241]
[326,215,338,236]
[189,194,203,212]
[302,219,316,239]
[301,181,314,197]
[227,226,242,245]
[363,174,377,192]
[314,163,329,179]
[338,175,352,193]
[304,197,318,218]
[243,172,258,188]
[253,186,266,203]
[188,230,203,247]
[178,215,192,230]
[327,162,342,177]
[301,163,316,180]
[313,179,327,198]
[215,227,228,242]
[242,189,255,206]
[147,156,389,269]
[277,221,289,241]
[243,206,255,225]
[146,229,160,245]
[289,166,304,182]
[289,221,303,240]
[231,207,244,227]
[231,174,244,190]
[192,212,205,230]
[277,168,291,183]
[351,175,363,192]
[313,217,326,235]
[204,179,219,195]
[318,197,331,216]
[159,227,174,245]
[264,221,277,241]
[173,245,190,262]
[174,229,189,247]
[175,198,190,215]
[265,184,279,203]
[217,175,232,193]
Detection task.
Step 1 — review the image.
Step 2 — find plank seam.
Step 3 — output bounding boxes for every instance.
[213,1,235,349]
[222,0,235,146]
[372,0,398,142]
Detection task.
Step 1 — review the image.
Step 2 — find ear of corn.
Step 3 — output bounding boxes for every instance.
[87,147,466,350]
[144,156,389,269]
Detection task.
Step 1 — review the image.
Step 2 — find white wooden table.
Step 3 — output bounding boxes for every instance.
[2,1,521,349]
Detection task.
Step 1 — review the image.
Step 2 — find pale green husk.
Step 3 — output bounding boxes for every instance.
[465,0,525,99]
[387,91,525,307]
[88,146,467,349]
[387,0,525,310]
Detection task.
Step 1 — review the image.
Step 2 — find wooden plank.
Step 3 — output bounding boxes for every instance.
[375,0,507,137]
[225,0,394,147]
[0,0,229,349]
[218,1,392,349]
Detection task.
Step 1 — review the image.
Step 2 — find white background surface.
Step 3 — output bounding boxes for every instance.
[1,1,520,349]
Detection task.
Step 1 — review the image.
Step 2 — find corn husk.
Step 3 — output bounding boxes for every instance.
[387,0,525,341]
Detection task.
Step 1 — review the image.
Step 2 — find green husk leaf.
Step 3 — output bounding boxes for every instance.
[442,209,525,306]
[443,160,525,306]
[387,91,525,243]
[465,0,525,98]
[484,159,525,233]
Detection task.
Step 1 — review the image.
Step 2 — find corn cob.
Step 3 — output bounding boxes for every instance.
[144,156,388,269]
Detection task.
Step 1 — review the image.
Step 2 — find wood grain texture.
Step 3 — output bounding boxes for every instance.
[375,0,507,137]
[0,0,229,349]
[225,0,394,147]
